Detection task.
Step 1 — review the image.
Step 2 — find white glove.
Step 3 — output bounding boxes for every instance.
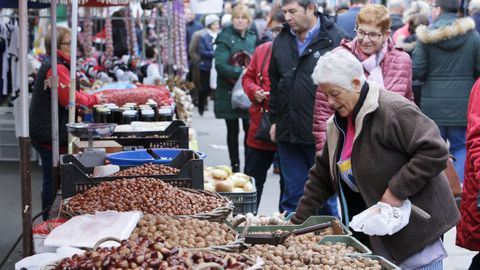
[350,199,411,235]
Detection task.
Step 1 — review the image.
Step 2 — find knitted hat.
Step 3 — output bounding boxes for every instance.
[205,14,220,27]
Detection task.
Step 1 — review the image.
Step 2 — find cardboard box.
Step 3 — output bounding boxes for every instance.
[73,140,123,154]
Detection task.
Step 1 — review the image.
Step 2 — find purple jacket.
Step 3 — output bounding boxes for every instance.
[312,38,413,152]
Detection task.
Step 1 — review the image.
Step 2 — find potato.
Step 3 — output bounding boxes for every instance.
[243,182,255,192]
[212,169,229,180]
[215,180,234,192]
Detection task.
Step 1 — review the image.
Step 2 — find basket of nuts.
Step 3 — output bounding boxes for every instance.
[130,215,247,252]
[49,237,264,270]
[63,178,235,223]
[61,149,204,198]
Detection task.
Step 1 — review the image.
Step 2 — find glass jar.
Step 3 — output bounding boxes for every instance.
[93,104,105,123]
[140,109,155,122]
[98,108,112,123]
[158,108,173,122]
[122,110,138,124]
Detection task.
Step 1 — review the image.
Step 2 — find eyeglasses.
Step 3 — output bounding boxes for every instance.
[59,41,71,46]
[269,26,283,34]
[355,29,383,41]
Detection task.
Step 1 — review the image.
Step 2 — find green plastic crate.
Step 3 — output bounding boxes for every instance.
[318,235,372,255]
[348,254,400,270]
[234,215,351,236]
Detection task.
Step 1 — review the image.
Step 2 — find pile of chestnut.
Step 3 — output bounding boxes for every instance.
[67,178,225,215]
[111,163,180,177]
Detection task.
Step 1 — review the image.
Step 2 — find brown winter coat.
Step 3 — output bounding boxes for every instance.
[293,81,460,263]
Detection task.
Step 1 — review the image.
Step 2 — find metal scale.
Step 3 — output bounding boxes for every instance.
[66,123,116,167]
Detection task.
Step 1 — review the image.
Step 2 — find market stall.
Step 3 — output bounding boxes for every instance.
[10,1,402,269]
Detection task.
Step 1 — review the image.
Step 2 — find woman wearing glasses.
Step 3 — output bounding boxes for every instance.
[30,26,104,220]
[312,4,413,154]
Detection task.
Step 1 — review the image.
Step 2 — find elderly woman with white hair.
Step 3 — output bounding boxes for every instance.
[291,50,459,270]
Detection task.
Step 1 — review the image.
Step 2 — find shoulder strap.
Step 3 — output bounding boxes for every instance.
[258,45,272,88]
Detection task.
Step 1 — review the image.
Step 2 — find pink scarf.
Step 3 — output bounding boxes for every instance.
[354,39,387,88]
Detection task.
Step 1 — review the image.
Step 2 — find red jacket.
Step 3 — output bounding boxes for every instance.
[242,42,276,151]
[456,79,480,251]
[312,38,413,152]
[46,51,99,108]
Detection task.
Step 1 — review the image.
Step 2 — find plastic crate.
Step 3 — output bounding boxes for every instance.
[60,149,204,198]
[318,235,371,254]
[219,178,257,215]
[348,254,400,270]
[107,148,206,166]
[87,120,189,149]
[234,216,351,236]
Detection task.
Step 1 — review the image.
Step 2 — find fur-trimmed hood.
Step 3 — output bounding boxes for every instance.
[416,14,476,50]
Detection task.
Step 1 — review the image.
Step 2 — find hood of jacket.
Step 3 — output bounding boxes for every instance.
[416,14,475,51]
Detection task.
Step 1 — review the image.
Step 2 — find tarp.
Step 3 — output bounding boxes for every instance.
[0,0,50,9]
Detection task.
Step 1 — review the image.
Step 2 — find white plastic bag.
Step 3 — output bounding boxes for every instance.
[44,211,142,248]
[231,71,251,109]
[210,58,217,89]
[350,199,411,235]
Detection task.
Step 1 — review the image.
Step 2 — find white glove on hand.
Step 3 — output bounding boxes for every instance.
[350,199,412,235]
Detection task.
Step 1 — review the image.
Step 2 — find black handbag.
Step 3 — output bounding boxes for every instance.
[254,46,272,143]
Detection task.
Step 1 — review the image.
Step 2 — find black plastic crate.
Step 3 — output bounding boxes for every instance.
[60,149,203,198]
[82,120,189,149]
[219,179,257,215]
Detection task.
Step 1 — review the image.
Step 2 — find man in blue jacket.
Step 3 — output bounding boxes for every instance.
[268,0,345,214]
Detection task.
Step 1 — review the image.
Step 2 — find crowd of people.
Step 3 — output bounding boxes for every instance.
[185,0,480,269]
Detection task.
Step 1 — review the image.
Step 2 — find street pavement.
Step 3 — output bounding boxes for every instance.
[0,102,476,269]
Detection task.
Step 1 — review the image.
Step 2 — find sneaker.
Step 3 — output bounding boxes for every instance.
[232,163,240,173]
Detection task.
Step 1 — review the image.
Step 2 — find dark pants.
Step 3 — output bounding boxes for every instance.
[225,118,249,172]
[277,141,338,216]
[245,147,276,207]
[32,143,53,221]
[470,252,480,270]
[413,83,422,108]
[198,69,211,115]
[439,126,466,183]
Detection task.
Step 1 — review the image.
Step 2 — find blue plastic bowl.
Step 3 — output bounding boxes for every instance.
[107,148,206,166]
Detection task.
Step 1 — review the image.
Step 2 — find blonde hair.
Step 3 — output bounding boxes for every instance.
[44,26,71,55]
[231,4,252,23]
[356,4,391,34]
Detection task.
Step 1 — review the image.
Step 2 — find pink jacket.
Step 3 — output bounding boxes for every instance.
[312,38,413,152]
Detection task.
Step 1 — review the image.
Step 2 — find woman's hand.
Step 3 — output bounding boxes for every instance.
[381,188,402,207]
[255,89,266,103]
[96,93,107,104]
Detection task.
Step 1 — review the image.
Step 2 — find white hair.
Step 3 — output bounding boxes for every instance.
[311,49,366,91]
[469,0,480,12]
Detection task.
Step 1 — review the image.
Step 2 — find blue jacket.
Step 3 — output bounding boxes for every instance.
[335,7,361,40]
[198,31,215,71]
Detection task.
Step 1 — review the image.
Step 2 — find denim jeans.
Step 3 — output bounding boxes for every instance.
[438,126,466,183]
[32,143,53,221]
[277,142,338,216]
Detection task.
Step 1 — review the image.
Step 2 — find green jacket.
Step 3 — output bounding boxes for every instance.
[214,25,256,119]
[293,82,459,263]
[412,14,480,126]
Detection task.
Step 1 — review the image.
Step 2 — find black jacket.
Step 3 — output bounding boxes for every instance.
[268,14,345,144]
[30,56,70,146]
